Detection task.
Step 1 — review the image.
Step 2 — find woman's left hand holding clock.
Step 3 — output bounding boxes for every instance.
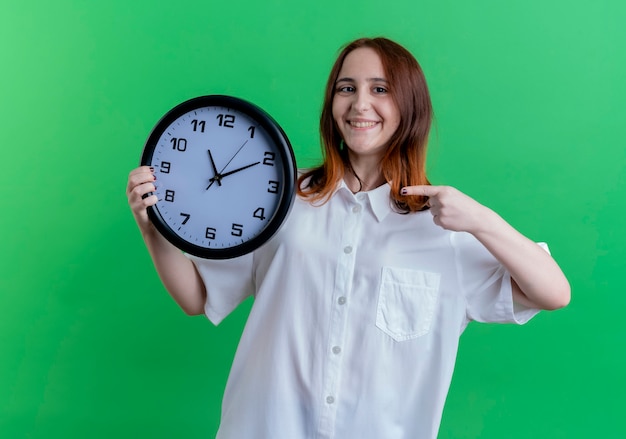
[127,166,159,232]
[126,166,208,315]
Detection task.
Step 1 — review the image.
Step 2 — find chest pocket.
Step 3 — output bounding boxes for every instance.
[376,267,441,342]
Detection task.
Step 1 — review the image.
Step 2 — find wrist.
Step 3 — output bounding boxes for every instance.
[469,205,505,237]
[139,220,160,240]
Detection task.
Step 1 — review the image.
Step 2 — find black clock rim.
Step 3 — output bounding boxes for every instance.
[140,95,297,260]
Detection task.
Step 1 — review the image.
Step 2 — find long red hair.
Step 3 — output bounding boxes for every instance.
[297,37,433,212]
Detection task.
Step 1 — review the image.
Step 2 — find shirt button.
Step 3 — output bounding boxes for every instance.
[337,296,346,305]
[332,346,342,355]
[343,246,353,254]
[352,205,362,213]
[356,193,366,202]
[326,396,335,404]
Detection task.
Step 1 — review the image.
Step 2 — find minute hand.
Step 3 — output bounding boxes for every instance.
[207,161,261,189]
[220,161,261,178]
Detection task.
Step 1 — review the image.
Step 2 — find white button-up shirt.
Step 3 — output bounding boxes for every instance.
[188,181,539,439]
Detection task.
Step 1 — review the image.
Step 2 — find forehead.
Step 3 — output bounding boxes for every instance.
[338,47,385,78]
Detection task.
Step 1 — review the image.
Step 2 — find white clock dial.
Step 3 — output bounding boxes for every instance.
[141,96,296,259]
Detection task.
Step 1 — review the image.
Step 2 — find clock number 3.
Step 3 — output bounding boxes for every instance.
[268,180,279,194]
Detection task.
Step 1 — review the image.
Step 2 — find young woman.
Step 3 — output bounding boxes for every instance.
[127,37,570,439]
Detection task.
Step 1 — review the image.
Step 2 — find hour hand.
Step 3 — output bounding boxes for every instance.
[207,149,221,186]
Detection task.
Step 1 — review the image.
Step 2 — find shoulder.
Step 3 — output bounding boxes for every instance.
[297,168,313,189]
[297,167,313,177]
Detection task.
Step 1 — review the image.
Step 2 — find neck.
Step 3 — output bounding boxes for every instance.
[344,160,385,193]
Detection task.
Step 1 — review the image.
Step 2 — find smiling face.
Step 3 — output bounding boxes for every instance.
[332,47,401,163]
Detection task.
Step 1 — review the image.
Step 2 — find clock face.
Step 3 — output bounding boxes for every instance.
[141,95,296,259]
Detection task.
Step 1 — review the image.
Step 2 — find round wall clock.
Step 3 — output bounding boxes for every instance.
[140,95,297,259]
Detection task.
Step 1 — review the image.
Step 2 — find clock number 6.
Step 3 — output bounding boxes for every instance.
[206,227,217,240]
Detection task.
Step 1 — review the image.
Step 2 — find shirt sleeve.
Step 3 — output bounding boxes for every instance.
[451,231,542,325]
[185,253,255,325]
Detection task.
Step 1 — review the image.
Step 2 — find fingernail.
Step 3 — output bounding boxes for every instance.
[149,167,155,172]
[400,188,407,195]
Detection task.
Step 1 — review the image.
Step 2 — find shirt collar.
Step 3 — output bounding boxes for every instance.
[337,180,394,222]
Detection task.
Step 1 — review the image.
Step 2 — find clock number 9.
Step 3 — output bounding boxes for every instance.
[160,161,171,173]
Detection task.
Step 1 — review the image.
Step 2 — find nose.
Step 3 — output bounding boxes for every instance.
[352,89,371,113]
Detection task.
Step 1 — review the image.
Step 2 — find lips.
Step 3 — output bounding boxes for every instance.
[349,120,379,128]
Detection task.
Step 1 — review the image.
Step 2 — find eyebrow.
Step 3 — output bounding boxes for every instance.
[336,77,389,84]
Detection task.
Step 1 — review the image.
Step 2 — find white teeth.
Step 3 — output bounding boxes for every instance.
[350,121,377,128]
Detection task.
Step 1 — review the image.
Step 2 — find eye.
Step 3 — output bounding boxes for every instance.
[373,86,388,94]
[336,85,355,94]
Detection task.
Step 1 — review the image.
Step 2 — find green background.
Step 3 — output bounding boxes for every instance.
[1,0,624,437]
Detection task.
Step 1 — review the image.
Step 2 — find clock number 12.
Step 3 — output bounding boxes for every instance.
[217,114,235,128]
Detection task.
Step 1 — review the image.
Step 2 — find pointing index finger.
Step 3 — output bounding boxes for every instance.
[401,185,440,197]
